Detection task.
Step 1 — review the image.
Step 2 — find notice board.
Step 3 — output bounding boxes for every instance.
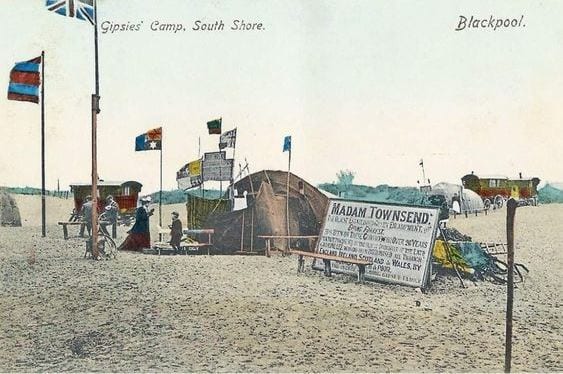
[315,199,440,288]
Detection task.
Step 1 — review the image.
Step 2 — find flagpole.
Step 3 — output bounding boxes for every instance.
[159,145,163,241]
[40,50,46,237]
[90,0,100,258]
[230,129,236,204]
[286,146,291,249]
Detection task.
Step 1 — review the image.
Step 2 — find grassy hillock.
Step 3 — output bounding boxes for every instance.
[318,183,426,205]
[148,189,224,205]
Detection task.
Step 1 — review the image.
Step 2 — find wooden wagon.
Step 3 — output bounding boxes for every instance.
[69,180,143,225]
[461,173,540,209]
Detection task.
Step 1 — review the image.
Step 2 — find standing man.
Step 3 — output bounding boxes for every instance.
[79,195,93,237]
[103,195,120,238]
[169,211,183,255]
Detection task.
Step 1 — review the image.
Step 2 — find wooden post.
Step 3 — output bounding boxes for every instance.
[91,94,99,259]
[286,147,291,251]
[505,198,517,373]
[240,211,245,252]
[250,206,254,251]
[90,0,101,259]
[40,51,46,238]
[159,146,163,242]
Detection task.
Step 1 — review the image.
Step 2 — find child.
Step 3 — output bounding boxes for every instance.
[169,211,183,254]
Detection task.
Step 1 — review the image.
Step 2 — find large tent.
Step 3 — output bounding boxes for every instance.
[202,170,329,253]
[538,183,563,203]
[429,182,485,215]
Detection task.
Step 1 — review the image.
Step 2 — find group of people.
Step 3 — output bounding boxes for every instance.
[80,194,182,253]
[79,194,119,237]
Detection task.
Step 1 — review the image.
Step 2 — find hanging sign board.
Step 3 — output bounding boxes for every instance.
[202,151,233,181]
[315,199,440,288]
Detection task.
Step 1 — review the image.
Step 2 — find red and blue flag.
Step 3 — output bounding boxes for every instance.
[135,127,162,151]
[7,56,42,104]
[46,0,94,25]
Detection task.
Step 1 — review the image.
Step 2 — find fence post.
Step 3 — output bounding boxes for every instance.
[505,198,517,373]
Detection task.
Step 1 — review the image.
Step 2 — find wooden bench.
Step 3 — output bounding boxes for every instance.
[58,221,83,240]
[152,241,210,255]
[151,227,214,255]
[290,250,372,283]
[182,228,214,255]
[258,235,318,257]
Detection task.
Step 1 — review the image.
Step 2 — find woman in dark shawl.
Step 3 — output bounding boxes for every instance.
[118,196,154,251]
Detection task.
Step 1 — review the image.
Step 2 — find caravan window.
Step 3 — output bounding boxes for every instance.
[488,179,499,188]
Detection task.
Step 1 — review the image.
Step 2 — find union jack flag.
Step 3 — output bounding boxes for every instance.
[46,0,94,25]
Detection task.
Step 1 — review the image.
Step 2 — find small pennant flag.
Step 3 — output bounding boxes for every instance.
[283,135,291,152]
[219,128,237,149]
[7,56,42,104]
[419,159,424,167]
[135,127,162,151]
[46,0,95,25]
[207,118,222,134]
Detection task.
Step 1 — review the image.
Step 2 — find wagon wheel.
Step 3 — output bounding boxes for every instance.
[483,199,491,210]
[494,195,504,209]
[101,235,118,259]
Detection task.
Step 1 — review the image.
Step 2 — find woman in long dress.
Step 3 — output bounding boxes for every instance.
[118,196,154,251]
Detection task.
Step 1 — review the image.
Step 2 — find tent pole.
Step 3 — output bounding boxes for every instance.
[240,210,245,252]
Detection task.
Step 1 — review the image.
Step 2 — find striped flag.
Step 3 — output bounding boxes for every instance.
[135,127,162,151]
[7,56,42,104]
[46,0,94,25]
[207,118,222,134]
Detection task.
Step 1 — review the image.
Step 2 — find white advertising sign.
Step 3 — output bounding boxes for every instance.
[202,151,234,182]
[315,199,440,288]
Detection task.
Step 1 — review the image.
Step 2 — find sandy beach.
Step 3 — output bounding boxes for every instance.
[0,195,561,372]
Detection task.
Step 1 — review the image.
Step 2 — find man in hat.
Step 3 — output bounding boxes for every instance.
[118,196,154,251]
[79,195,93,237]
[168,211,183,254]
[101,195,120,238]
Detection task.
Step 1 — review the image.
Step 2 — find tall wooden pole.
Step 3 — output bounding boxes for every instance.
[231,131,236,203]
[159,146,163,241]
[505,198,517,372]
[90,0,100,258]
[40,51,46,237]
[286,147,291,249]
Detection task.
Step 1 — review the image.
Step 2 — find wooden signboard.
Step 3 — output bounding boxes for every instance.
[315,199,440,288]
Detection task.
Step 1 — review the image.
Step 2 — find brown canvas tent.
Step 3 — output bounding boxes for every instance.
[203,170,329,253]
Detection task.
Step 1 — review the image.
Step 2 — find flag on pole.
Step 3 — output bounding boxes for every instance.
[7,56,42,104]
[45,0,95,24]
[207,118,222,134]
[176,159,203,189]
[135,127,162,151]
[219,128,237,149]
[283,135,292,152]
[419,159,424,167]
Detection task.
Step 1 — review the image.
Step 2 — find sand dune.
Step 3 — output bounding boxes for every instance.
[0,194,561,372]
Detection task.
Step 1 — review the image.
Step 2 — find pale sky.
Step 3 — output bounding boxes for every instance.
[1,0,562,193]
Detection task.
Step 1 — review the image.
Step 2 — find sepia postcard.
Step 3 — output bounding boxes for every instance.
[1,1,561,372]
